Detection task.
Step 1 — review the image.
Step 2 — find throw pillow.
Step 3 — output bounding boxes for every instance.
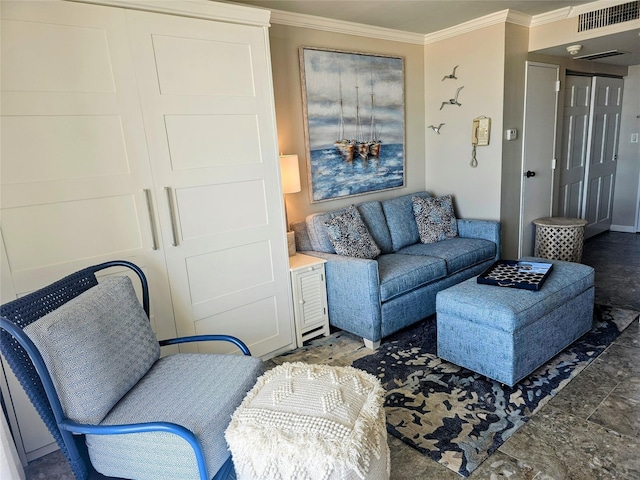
[412,195,458,244]
[324,205,381,259]
[24,276,160,424]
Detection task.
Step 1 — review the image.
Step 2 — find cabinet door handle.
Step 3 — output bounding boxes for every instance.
[165,186,179,247]
[144,189,159,250]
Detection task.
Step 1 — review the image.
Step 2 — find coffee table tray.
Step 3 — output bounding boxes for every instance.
[477,260,553,291]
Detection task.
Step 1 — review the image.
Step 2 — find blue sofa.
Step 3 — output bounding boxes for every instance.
[292,191,501,349]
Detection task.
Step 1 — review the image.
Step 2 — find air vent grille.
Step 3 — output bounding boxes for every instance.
[573,49,628,60]
[578,1,639,31]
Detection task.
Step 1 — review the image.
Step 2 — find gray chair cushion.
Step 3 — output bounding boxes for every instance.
[87,353,264,480]
[24,276,160,424]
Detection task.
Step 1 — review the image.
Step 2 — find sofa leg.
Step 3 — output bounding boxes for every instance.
[363,338,380,350]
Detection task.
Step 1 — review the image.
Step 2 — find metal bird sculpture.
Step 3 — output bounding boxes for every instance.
[442,65,458,81]
[440,86,464,110]
[427,123,445,134]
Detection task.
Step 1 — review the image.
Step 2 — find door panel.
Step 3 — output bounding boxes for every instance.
[583,77,623,238]
[519,62,559,257]
[125,10,294,357]
[557,76,591,218]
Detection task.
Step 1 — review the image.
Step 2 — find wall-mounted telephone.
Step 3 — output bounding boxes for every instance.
[472,116,491,146]
[471,116,491,168]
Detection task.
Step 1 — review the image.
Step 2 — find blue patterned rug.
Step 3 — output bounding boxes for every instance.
[352,305,638,477]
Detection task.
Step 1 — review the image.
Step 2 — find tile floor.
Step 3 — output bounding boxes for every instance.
[22,232,640,479]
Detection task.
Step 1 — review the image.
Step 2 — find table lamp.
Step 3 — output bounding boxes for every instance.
[279,154,301,256]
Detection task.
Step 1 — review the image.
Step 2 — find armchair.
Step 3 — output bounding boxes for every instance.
[0,260,263,480]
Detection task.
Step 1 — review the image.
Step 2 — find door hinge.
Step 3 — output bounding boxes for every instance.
[555,80,561,92]
[551,158,557,169]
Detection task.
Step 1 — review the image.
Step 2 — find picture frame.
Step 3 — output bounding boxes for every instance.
[299,47,405,203]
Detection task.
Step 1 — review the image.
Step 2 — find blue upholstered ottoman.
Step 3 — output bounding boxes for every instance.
[436,258,594,386]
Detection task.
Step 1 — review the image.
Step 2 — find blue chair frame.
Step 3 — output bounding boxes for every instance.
[0,260,250,480]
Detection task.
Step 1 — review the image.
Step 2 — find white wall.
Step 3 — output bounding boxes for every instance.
[612,64,640,232]
[424,23,505,222]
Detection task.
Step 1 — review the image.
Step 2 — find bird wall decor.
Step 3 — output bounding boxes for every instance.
[440,86,464,110]
[427,123,445,134]
[442,65,458,81]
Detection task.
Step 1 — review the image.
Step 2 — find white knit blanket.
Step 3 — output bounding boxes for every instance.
[225,362,388,480]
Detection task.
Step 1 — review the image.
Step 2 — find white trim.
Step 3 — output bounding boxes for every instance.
[269,9,424,44]
[70,0,272,26]
[264,7,533,46]
[610,224,638,233]
[530,7,574,27]
[425,9,530,44]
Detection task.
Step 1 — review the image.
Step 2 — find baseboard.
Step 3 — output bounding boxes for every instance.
[609,224,638,233]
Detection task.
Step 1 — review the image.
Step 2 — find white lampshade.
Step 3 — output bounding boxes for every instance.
[279,154,301,194]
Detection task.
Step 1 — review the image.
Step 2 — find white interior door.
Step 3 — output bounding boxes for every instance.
[519,62,560,257]
[583,76,624,238]
[125,10,294,358]
[557,75,592,218]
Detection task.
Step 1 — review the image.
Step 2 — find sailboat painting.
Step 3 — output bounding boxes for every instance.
[299,47,405,202]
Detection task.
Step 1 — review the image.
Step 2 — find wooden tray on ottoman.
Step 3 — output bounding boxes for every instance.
[477,260,553,291]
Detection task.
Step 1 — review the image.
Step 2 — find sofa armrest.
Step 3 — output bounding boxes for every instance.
[300,251,383,343]
[458,219,501,260]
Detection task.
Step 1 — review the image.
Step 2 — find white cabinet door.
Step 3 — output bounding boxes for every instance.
[0,0,177,340]
[124,10,295,357]
[0,0,178,461]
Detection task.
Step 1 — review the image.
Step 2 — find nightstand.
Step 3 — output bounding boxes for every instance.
[289,253,330,348]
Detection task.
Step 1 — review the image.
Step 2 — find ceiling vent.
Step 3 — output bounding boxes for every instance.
[578,1,639,31]
[573,49,629,60]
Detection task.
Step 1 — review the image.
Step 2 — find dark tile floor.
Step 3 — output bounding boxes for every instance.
[581,231,640,311]
[23,232,640,479]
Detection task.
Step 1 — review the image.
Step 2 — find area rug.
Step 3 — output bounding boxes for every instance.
[352,305,638,477]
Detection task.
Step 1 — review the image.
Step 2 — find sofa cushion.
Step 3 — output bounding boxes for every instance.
[398,237,496,275]
[412,195,458,244]
[325,205,381,259]
[382,192,431,251]
[24,276,160,425]
[306,201,392,254]
[358,201,393,253]
[377,253,446,302]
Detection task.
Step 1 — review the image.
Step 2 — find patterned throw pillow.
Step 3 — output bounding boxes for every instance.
[412,195,458,244]
[324,205,381,259]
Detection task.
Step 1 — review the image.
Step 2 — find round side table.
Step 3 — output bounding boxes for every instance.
[533,217,588,263]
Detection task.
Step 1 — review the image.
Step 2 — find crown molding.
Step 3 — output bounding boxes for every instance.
[425,9,531,44]
[71,0,271,26]
[269,9,425,44]
[270,8,534,46]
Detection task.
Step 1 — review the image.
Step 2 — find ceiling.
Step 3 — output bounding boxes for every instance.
[228,0,640,66]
